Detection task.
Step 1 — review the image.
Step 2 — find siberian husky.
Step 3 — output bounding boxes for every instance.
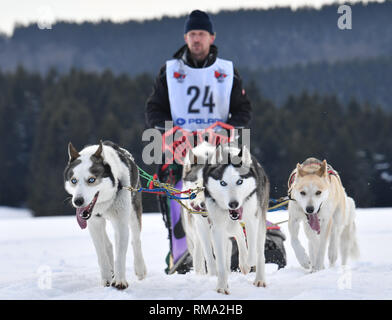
[181,143,217,276]
[64,140,147,289]
[203,145,270,294]
[288,158,359,272]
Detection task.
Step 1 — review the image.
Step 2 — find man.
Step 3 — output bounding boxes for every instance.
[145,9,252,131]
[145,10,286,274]
[145,10,252,274]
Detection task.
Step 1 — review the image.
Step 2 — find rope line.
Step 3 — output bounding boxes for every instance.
[126,166,290,225]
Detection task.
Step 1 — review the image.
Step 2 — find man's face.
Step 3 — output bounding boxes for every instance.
[184,30,215,61]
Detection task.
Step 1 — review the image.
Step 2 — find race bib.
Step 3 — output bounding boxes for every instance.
[166,58,233,131]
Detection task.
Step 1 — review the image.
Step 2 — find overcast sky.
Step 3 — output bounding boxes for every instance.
[0,0,384,35]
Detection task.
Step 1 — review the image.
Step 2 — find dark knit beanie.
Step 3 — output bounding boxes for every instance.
[184,10,214,35]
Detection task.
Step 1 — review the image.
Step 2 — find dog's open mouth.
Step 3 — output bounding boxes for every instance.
[190,203,208,217]
[76,192,99,229]
[306,213,320,234]
[190,203,202,212]
[229,207,243,221]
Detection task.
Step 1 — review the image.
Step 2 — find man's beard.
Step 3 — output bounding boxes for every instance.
[190,44,208,61]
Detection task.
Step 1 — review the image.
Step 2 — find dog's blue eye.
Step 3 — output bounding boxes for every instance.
[88,177,96,184]
[71,178,77,184]
[236,179,243,185]
[220,181,227,186]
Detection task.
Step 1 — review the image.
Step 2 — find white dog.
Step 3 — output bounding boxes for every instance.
[64,140,147,289]
[181,143,217,276]
[288,158,359,272]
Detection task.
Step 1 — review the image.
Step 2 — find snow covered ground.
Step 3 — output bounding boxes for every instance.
[0,207,391,300]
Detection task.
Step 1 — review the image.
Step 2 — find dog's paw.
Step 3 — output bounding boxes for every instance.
[253,279,267,288]
[310,264,324,273]
[101,279,111,287]
[309,267,318,273]
[300,258,312,270]
[216,287,230,295]
[135,263,147,280]
[111,279,129,290]
[239,263,251,275]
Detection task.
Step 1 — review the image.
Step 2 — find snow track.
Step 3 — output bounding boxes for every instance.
[0,208,391,299]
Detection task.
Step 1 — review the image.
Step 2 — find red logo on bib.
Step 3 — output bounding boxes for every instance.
[215,69,227,83]
[173,70,186,83]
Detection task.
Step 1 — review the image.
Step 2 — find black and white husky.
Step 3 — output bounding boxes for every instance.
[64,140,147,289]
[203,145,270,294]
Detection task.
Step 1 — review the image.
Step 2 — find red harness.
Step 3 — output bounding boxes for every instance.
[161,121,235,165]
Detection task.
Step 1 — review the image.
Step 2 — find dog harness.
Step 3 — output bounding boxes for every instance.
[166,58,233,131]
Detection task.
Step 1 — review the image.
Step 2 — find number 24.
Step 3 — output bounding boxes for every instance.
[187,86,215,113]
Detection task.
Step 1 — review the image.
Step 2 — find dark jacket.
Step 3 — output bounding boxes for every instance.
[145,44,252,129]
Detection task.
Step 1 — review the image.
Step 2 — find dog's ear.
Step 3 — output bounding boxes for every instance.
[237,147,242,158]
[68,142,80,162]
[205,147,215,164]
[217,145,225,164]
[209,145,223,165]
[240,145,252,167]
[183,149,194,174]
[317,159,328,177]
[189,148,199,165]
[297,163,306,177]
[93,140,103,159]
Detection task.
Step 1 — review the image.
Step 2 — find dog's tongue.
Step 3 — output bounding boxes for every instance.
[308,213,320,234]
[76,207,87,229]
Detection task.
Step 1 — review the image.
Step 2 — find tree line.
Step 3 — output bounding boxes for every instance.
[0,67,391,216]
[1,2,391,75]
[242,55,392,111]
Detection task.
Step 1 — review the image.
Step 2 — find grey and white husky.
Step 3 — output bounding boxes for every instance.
[203,145,270,294]
[64,140,147,289]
